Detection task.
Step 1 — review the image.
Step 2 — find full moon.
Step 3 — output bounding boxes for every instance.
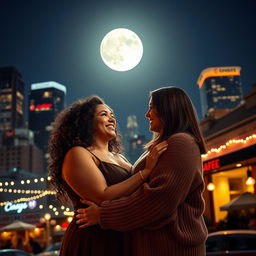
[100,28,143,72]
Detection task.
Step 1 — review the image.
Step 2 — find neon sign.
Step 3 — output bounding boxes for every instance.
[29,104,53,111]
[4,200,37,213]
[203,159,220,172]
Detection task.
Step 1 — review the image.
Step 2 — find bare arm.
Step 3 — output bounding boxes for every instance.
[62,143,167,205]
[76,133,204,230]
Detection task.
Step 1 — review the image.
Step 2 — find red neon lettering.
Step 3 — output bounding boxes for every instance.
[35,103,53,110]
[203,159,220,171]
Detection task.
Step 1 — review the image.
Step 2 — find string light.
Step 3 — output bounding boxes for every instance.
[0,176,52,188]
[0,191,56,206]
[0,189,54,195]
[64,211,74,216]
[202,134,256,158]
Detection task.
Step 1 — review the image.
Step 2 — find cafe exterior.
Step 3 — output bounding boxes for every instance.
[201,86,256,224]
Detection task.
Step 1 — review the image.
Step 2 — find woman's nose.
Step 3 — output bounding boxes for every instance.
[108,115,115,122]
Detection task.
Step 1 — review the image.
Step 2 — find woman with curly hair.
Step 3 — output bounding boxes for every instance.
[48,95,167,255]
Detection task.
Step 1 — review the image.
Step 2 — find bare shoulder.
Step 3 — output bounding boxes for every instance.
[64,146,96,166]
[65,146,92,160]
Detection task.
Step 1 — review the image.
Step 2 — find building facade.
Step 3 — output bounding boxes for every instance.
[197,66,243,118]
[0,128,43,174]
[200,85,256,227]
[29,82,66,171]
[0,67,25,131]
[0,67,43,175]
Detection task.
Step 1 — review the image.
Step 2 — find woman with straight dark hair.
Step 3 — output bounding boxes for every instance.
[77,86,208,255]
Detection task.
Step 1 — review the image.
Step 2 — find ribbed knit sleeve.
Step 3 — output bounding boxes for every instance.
[99,133,204,232]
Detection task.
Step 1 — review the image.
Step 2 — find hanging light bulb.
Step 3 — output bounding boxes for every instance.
[246,167,255,186]
[246,177,255,186]
[207,182,215,191]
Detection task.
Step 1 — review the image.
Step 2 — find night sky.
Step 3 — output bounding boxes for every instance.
[1,0,256,139]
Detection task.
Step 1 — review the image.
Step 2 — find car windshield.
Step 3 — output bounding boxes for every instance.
[206,235,227,252]
[206,233,256,253]
[227,234,256,251]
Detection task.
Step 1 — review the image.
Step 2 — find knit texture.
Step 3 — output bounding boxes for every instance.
[100,133,208,255]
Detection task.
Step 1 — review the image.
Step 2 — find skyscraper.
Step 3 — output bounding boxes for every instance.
[0,66,25,131]
[0,66,43,174]
[124,115,146,164]
[29,81,66,171]
[197,66,243,118]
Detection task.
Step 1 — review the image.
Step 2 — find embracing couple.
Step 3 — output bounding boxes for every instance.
[48,86,208,256]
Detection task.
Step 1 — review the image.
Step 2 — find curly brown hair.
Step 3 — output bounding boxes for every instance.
[48,95,122,203]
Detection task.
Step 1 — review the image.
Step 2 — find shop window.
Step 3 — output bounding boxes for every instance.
[229,178,243,199]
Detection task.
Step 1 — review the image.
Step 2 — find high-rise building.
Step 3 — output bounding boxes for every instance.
[29,82,66,171]
[197,66,243,118]
[0,66,25,131]
[124,115,146,164]
[0,67,44,175]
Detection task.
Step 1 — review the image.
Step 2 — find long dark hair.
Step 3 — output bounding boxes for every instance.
[48,95,122,203]
[145,86,207,154]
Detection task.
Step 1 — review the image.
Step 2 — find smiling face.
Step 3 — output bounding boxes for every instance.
[93,104,116,141]
[145,98,163,134]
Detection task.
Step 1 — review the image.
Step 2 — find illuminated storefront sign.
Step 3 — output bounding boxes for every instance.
[197,66,241,88]
[203,144,256,172]
[4,200,37,213]
[29,103,53,111]
[204,159,220,171]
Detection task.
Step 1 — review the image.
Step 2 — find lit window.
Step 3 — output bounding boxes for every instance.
[43,91,52,98]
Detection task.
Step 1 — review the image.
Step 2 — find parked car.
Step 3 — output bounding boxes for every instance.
[206,229,256,255]
[35,242,60,256]
[0,249,32,256]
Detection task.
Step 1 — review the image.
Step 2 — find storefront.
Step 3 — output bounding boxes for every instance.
[202,134,256,224]
[0,172,73,248]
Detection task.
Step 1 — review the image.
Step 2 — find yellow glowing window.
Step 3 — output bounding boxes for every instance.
[43,91,52,98]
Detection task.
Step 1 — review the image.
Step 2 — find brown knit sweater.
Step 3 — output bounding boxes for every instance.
[99,133,208,256]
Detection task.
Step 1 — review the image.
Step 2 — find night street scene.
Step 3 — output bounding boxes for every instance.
[0,0,256,255]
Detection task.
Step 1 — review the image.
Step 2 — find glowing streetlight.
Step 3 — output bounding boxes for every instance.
[44,213,51,247]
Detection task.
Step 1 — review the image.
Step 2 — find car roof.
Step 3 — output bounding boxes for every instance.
[0,249,26,252]
[208,229,256,237]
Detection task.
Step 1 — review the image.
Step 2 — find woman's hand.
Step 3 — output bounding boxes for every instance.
[144,141,168,175]
[76,199,100,228]
[140,140,168,179]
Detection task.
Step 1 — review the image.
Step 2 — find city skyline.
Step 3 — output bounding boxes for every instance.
[1,0,256,138]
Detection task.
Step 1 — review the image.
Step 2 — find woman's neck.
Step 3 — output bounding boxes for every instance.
[91,138,110,153]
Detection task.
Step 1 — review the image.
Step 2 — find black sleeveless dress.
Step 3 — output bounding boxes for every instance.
[60,152,131,256]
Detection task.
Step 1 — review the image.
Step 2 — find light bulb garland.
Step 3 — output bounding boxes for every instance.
[202,134,256,159]
[0,191,56,206]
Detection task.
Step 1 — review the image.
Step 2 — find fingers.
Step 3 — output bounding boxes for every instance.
[149,144,168,157]
[78,222,93,228]
[80,199,94,206]
[76,211,88,225]
[77,208,86,214]
[157,146,167,155]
